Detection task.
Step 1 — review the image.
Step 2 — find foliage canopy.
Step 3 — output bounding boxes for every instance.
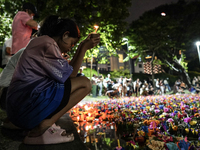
[125,0,200,87]
[0,0,131,63]
[126,0,200,70]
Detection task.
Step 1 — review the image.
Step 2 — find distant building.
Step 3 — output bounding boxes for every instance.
[81,46,163,74]
[81,49,129,73]
[132,55,163,74]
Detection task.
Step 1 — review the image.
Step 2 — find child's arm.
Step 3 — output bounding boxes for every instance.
[69,34,100,77]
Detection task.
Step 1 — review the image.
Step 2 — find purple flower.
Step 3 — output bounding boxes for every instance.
[154,109,160,113]
[185,105,190,109]
[170,112,176,117]
[143,110,147,114]
[164,107,169,112]
[183,117,191,123]
[167,118,174,122]
[149,121,157,129]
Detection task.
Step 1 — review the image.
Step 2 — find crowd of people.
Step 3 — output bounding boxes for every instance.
[90,74,200,98]
[90,75,157,98]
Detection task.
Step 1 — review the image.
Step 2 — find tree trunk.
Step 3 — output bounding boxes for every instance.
[151,52,155,89]
[173,59,191,89]
[160,56,191,89]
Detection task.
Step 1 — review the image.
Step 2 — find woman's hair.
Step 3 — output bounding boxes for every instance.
[37,15,80,39]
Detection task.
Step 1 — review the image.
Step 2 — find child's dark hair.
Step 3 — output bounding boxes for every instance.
[37,15,80,39]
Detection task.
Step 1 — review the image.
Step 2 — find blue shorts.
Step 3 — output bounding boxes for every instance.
[7,78,71,129]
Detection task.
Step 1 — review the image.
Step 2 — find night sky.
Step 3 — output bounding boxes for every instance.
[124,0,198,63]
[125,0,192,23]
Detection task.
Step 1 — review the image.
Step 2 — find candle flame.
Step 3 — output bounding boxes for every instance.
[77,116,79,121]
[85,105,89,110]
[94,25,99,33]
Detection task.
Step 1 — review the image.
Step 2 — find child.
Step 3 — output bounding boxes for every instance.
[6,15,100,145]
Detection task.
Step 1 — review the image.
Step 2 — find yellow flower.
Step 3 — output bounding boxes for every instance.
[191,128,195,134]
[146,106,150,110]
[159,115,165,118]
[185,128,189,133]
[137,130,145,136]
[189,120,197,126]
[131,110,138,113]
[195,130,198,135]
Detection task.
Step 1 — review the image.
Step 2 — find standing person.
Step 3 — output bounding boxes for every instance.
[118,76,123,97]
[155,78,160,93]
[133,78,141,97]
[103,74,112,94]
[123,77,128,97]
[118,83,123,97]
[159,79,165,95]
[6,15,100,145]
[164,78,171,92]
[155,78,160,89]
[118,76,123,85]
[126,80,133,97]
[97,74,103,96]
[11,2,38,55]
[1,37,12,68]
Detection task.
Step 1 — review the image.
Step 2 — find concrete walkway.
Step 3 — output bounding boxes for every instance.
[0,113,89,150]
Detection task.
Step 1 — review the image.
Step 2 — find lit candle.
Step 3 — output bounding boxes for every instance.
[86,136,90,143]
[117,139,121,148]
[94,25,99,33]
[86,125,89,131]
[79,114,84,122]
[85,105,89,111]
[77,116,80,122]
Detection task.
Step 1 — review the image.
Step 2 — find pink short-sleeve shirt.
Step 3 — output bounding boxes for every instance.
[12,11,32,54]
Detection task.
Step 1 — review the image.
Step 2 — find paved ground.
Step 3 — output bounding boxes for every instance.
[0,113,89,150]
